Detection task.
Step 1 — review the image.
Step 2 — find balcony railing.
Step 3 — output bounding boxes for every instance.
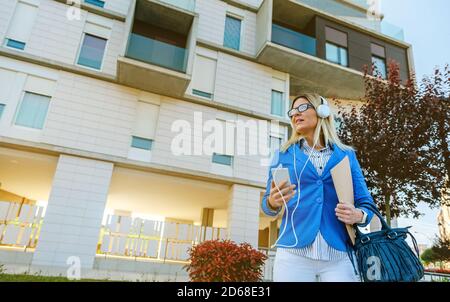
[0,201,44,249]
[97,214,227,262]
[271,24,317,57]
[295,0,405,41]
[159,0,196,12]
[125,33,189,73]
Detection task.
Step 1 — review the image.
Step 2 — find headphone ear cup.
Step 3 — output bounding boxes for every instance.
[317,104,330,119]
[317,96,331,119]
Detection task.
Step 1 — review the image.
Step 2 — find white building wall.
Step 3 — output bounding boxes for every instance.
[0,56,278,183]
[26,0,86,68]
[0,56,60,143]
[196,0,227,46]
[227,184,261,248]
[32,155,113,268]
[42,71,136,157]
[150,95,217,173]
[214,52,273,115]
[196,0,257,56]
[101,17,125,75]
[1,0,125,77]
[0,0,16,41]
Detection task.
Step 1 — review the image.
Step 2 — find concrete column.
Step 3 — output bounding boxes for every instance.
[32,155,113,269]
[201,208,214,227]
[227,184,260,248]
[269,220,278,248]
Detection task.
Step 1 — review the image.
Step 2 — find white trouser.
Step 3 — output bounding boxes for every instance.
[273,248,360,282]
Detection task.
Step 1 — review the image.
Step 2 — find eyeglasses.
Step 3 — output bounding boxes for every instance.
[287,103,315,117]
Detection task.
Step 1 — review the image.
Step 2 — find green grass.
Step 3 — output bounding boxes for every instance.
[0,273,111,282]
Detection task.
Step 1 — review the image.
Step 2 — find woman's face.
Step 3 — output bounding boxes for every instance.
[291,97,318,135]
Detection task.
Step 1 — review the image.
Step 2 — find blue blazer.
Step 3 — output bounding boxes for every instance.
[261,142,375,252]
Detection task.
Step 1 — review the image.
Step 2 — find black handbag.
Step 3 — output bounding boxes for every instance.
[350,201,425,282]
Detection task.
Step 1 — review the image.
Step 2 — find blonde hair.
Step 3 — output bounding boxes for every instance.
[280,93,354,152]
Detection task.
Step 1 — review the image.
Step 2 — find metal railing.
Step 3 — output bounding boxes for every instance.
[422,271,450,282]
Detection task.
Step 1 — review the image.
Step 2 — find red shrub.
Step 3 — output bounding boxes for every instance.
[184,239,268,282]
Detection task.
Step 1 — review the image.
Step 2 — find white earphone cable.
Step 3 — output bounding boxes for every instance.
[270,119,323,249]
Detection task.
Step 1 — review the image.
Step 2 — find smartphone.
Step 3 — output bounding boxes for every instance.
[271,167,291,188]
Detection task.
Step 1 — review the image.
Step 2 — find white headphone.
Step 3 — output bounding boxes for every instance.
[317,96,331,119]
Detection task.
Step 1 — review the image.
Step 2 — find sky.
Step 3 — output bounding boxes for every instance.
[381,0,450,79]
[376,0,450,246]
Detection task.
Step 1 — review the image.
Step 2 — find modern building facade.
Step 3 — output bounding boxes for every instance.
[0,0,413,281]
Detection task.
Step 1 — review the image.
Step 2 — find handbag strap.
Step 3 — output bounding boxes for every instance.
[353,201,392,237]
[354,201,422,259]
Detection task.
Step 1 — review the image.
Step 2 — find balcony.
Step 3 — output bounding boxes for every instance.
[126,33,188,73]
[296,0,405,41]
[256,0,366,99]
[117,0,197,98]
[271,23,316,57]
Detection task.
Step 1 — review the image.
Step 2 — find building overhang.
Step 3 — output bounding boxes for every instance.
[117,56,191,98]
[257,41,365,99]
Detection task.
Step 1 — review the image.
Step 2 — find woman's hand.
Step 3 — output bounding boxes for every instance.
[268,180,296,211]
[335,203,364,224]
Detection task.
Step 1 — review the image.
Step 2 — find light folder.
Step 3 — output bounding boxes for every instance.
[330,155,356,245]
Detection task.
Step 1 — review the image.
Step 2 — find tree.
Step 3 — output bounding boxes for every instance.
[336,60,446,226]
[430,237,450,263]
[421,248,438,265]
[420,65,450,208]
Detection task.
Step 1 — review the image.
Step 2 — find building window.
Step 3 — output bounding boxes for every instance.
[212,153,233,166]
[271,90,284,117]
[15,92,51,129]
[5,38,26,50]
[192,89,213,99]
[131,136,153,150]
[223,15,241,51]
[77,33,107,70]
[4,1,38,51]
[212,119,234,167]
[85,0,105,8]
[191,54,217,100]
[371,43,387,79]
[325,26,348,67]
[372,55,387,79]
[269,135,282,152]
[131,101,159,151]
[0,104,5,119]
[326,42,348,67]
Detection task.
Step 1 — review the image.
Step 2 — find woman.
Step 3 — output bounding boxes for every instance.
[261,93,376,282]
